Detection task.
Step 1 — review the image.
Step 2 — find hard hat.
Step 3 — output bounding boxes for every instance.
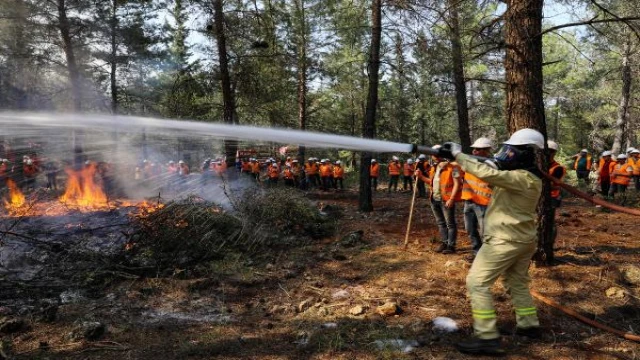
[632,149,640,154]
[26,159,33,165]
[407,159,414,164]
[320,159,326,163]
[626,147,635,153]
[292,159,299,163]
[169,160,174,164]
[602,151,612,157]
[503,128,545,149]
[617,154,627,160]
[432,145,441,150]
[335,160,341,165]
[308,157,313,161]
[580,149,588,153]
[418,154,426,160]
[392,156,399,161]
[85,160,90,165]
[178,160,184,164]
[371,159,377,163]
[471,137,493,149]
[547,140,559,151]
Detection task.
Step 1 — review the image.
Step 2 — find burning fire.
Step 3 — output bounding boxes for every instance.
[59,163,108,207]
[4,179,25,209]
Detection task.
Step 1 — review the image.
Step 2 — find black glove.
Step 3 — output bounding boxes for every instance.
[438,142,458,160]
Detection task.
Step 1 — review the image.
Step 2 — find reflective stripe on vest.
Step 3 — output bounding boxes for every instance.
[612,163,633,185]
[461,173,492,206]
[574,155,592,170]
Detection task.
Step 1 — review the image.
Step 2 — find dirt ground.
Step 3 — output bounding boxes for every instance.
[5,188,640,360]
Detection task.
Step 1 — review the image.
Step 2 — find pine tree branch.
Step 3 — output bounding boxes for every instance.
[540,16,640,37]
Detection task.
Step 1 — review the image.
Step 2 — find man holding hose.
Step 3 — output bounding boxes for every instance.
[438,128,544,355]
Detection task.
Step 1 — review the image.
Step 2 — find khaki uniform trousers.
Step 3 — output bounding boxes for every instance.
[466,237,539,339]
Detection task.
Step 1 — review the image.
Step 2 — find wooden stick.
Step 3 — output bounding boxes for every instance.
[403,176,420,250]
[531,290,640,343]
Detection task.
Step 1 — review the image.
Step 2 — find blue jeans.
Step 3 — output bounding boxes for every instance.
[463,200,487,254]
[430,198,457,247]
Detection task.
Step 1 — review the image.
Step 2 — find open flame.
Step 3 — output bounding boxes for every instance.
[4,179,25,209]
[59,163,108,208]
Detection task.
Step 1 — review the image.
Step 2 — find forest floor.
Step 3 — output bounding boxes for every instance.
[4,187,640,360]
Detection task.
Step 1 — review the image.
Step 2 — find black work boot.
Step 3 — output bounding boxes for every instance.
[455,336,505,356]
[435,243,448,253]
[442,245,456,254]
[515,326,542,339]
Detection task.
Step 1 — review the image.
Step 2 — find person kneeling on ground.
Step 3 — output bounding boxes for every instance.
[438,128,545,356]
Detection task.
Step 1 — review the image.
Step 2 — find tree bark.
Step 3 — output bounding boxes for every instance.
[612,35,631,155]
[448,0,471,152]
[504,0,553,265]
[213,0,238,167]
[57,0,81,111]
[295,0,308,162]
[110,0,118,114]
[359,0,381,212]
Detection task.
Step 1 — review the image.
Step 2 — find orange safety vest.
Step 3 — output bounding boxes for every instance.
[628,157,640,176]
[388,161,401,176]
[320,164,332,177]
[305,162,316,175]
[24,165,37,177]
[251,162,260,174]
[611,162,633,185]
[333,165,344,179]
[283,168,294,180]
[370,163,380,178]
[461,173,492,206]
[573,155,592,170]
[430,163,463,202]
[241,161,251,172]
[268,165,279,179]
[548,161,566,199]
[403,163,413,177]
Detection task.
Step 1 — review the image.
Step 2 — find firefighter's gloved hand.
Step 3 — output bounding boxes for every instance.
[440,142,462,160]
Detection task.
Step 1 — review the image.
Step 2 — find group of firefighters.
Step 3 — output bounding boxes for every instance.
[573,147,640,202]
[239,157,346,190]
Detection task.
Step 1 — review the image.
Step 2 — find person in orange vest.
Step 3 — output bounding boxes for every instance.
[573,149,592,186]
[304,158,317,188]
[597,151,613,197]
[547,140,566,241]
[267,161,279,185]
[0,158,9,189]
[319,159,332,190]
[387,156,401,193]
[415,154,429,197]
[609,153,633,203]
[23,158,38,190]
[402,158,414,192]
[462,138,493,259]
[283,165,295,187]
[370,159,380,191]
[250,158,261,182]
[333,160,344,190]
[631,149,640,191]
[415,145,463,254]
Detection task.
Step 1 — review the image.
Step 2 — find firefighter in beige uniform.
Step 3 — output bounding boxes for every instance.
[440,128,544,356]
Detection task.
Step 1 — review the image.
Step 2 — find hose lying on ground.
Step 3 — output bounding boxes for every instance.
[530,290,640,343]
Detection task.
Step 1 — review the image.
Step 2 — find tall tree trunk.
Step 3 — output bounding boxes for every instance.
[612,35,632,155]
[295,0,308,161]
[213,0,238,167]
[448,0,471,152]
[57,0,81,111]
[359,0,381,212]
[504,0,553,265]
[110,0,118,114]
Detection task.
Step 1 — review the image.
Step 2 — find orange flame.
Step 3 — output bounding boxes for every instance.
[59,164,108,207]
[4,179,25,209]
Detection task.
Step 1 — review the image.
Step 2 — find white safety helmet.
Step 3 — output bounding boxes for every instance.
[292,159,299,163]
[418,154,426,160]
[178,160,184,164]
[471,137,493,149]
[371,159,377,163]
[602,151,612,157]
[617,154,627,160]
[503,128,545,149]
[392,156,399,161]
[580,149,588,153]
[320,159,326,163]
[547,140,559,151]
[632,149,640,154]
[626,147,635,153]
[335,160,341,165]
[169,160,175,164]
[407,159,414,164]
[26,159,33,165]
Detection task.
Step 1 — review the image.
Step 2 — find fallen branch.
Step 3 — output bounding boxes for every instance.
[531,290,640,343]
